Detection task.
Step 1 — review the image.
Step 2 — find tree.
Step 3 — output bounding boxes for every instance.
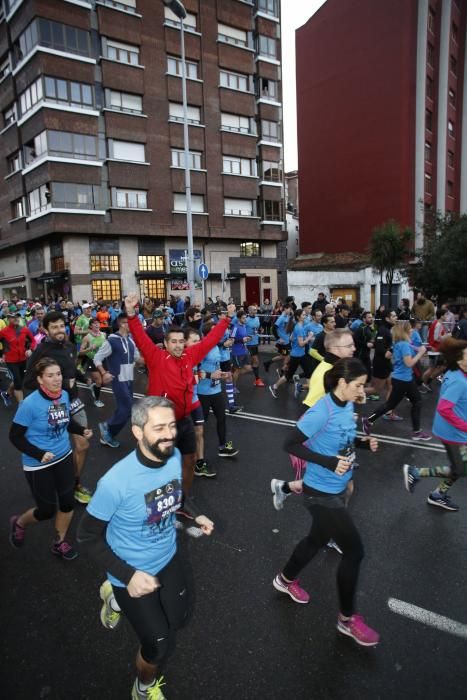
[407,212,467,301]
[368,220,413,307]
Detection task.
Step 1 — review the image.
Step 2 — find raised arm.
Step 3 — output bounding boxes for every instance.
[186,304,236,365]
[125,292,160,364]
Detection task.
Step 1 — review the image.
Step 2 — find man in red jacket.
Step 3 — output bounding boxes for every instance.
[125,292,236,491]
[0,308,36,405]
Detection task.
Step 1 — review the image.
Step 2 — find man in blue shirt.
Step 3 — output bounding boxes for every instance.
[245,305,265,387]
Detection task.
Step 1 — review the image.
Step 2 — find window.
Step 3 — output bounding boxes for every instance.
[222,155,256,176]
[426,109,432,131]
[451,22,458,43]
[262,160,282,181]
[11,197,27,219]
[99,0,136,13]
[224,198,256,216]
[113,188,148,209]
[28,184,50,216]
[424,142,431,162]
[218,23,247,47]
[7,151,22,174]
[173,194,205,212]
[258,77,278,100]
[167,55,198,79]
[139,280,166,299]
[257,0,278,17]
[15,18,91,63]
[52,183,102,209]
[447,150,454,167]
[448,120,454,137]
[0,57,11,81]
[169,102,201,124]
[91,279,122,301]
[106,90,142,113]
[221,112,253,133]
[426,75,433,99]
[102,38,139,65]
[44,76,93,108]
[171,149,202,169]
[90,255,120,272]
[220,70,249,92]
[23,131,47,165]
[138,255,165,271]
[46,131,98,160]
[108,140,146,162]
[14,19,38,63]
[448,88,456,106]
[427,42,434,67]
[3,103,16,127]
[51,256,65,272]
[258,35,276,59]
[447,180,454,196]
[262,199,283,221]
[164,7,197,31]
[19,77,43,116]
[240,241,260,256]
[428,8,435,33]
[424,173,432,194]
[261,119,280,141]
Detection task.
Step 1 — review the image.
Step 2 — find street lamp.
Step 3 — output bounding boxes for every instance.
[162,0,195,297]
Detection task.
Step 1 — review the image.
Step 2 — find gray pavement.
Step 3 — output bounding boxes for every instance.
[1,364,467,699]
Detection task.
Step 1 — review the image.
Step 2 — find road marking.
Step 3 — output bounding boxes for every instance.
[388,598,467,639]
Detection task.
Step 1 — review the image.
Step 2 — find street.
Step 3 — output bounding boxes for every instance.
[2,365,467,700]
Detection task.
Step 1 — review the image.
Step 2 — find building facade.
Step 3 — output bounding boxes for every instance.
[285,169,298,259]
[289,0,466,309]
[0,0,286,305]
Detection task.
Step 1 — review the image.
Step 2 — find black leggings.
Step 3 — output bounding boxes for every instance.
[369,378,421,431]
[198,392,226,446]
[282,493,364,617]
[6,361,26,390]
[24,454,75,521]
[444,442,467,483]
[286,354,313,381]
[112,553,188,666]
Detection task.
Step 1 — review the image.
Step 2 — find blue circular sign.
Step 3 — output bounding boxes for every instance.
[198,263,209,280]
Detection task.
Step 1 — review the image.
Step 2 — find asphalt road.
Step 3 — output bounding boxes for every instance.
[1,363,466,700]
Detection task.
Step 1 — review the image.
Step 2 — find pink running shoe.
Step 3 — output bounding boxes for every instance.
[273,574,310,604]
[337,614,380,646]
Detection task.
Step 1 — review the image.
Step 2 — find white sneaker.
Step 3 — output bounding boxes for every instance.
[94,399,105,408]
[271,479,290,510]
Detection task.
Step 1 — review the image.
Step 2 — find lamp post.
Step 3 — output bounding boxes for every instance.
[163,0,195,297]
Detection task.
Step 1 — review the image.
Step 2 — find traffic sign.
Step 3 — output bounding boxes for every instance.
[198,263,209,280]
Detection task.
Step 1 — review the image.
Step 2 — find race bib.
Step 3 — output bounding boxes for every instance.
[48,402,69,428]
[69,397,85,415]
[145,479,182,525]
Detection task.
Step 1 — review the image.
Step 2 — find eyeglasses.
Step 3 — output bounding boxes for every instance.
[331,343,355,349]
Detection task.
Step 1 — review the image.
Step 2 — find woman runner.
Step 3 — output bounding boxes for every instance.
[78,317,107,407]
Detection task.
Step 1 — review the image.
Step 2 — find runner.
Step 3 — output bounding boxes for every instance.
[216,311,242,414]
[264,305,293,375]
[421,309,449,390]
[78,318,107,408]
[9,358,93,559]
[74,303,93,346]
[77,396,214,700]
[371,309,403,422]
[269,309,314,399]
[230,310,255,390]
[272,358,380,647]
[245,305,265,386]
[403,337,467,511]
[183,328,209,478]
[0,307,36,405]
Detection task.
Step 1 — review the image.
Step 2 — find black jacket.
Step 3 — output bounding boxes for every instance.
[23,337,78,397]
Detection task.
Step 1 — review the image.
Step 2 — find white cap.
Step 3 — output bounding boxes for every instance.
[82,303,91,309]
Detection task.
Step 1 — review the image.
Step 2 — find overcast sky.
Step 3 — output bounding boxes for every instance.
[281,0,327,171]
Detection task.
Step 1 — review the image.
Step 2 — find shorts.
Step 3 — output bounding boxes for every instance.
[247,345,259,356]
[176,415,197,455]
[232,354,251,369]
[220,359,232,373]
[190,404,205,425]
[372,358,391,380]
[275,343,290,356]
[72,406,88,428]
[82,358,98,372]
[5,361,26,390]
[428,353,445,367]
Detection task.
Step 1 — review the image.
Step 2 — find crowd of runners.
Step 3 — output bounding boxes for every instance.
[2,289,467,699]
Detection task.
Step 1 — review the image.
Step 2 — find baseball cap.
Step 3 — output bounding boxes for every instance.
[82,303,91,309]
[6,304,20,317]
[153,310,163,319]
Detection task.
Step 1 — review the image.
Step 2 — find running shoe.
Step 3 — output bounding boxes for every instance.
[1,390,12,407]
[421,382,433,393]
[51,540,79,561]
[194,460,216,478]
[367,394,380,401]
[233,387,240,394]
[94,399,105,408]
[337,614,380,646]
[418,385,429,395]
[427,492,459,511]
[383,412,404,421]
[272,574,310,604]
[99,422,120,448]
[254,378,265,387]
[9,515,25,548]
[74,484,93,504]
[229,404,243,414]
[269,384,278,399]
[271,479,290,511]
[131,676,166,700]
[99,580,121,630]
[403,464,419,494]
[412,430,432,441]
[294,380,302,399]
[437,375,444,384]
[185,525,205,539]
[361,416,371,436]
[326,539,343,555]
[218,441,239,457]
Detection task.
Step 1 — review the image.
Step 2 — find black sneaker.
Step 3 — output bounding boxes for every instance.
[229,405,243,414]
[194,460,216,478]
[427,492,459,511]
[218,441,239,457]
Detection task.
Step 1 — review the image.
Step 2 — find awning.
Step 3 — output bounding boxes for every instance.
[35,270,69,283]
[0,274,26,285]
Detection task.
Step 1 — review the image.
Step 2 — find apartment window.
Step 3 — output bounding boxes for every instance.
[448,120,454,137]
[424,173,432,194]
[3,103,16,127]
[262,199,283,221]
[140,279,166,299]
[257,0,278,17]
[173,194,205,212]
[11,197,27,219]
[447,150,454,167]
[44,76,93,108]
[427,42,434,67]
[0,57,10,81]
[138,255,165,272]
[258,35,277,60]
[105,89,142,113]
[167,55,198,79]
[99,0,136,13]
[428,8,435,33]
[424,142,431,163]
[15,18,91,63]
[261,119,280,142]
[19,77,43,116]
[171,148,202,169]
[52,182,102,209]
[113,188,148,209]
[221,112,252,134]
[108,139,146,162]
[218,23,247,47]
[450,55,457,76]
[220,69,249,92]
[47,131,98,160]
[451,22,458,43]
[51,256,65,272]
[222,155,256,176]
[258,77,278,100]
[7,151,22,174]
[448,88,456,106]
[426,109,433,131]
[262,160,282,181]
[240,241,260,256]
[169,102,201,124]
[23,131,47,165]
[92,279,122,301]
[426,75,433,99]
[90,255,120,272]
[224,198,255,216]
[164,6,197,31]
[447,180,454,196]
[28,184,50,216]
[102,38,139,65]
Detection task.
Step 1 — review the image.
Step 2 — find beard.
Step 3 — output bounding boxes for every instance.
[143,435,175,461]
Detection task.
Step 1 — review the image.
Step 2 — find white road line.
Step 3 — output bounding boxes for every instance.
[388,598,467,640]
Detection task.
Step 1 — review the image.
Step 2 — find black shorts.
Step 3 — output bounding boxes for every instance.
[275,343,290,357]
[248,346,259,356]
[232,354,251,369]
[220,359,232,372]
[24,453,75,518]
[176,415,197,455]
[372,358,391,380]
[190,404,204,425]
[6,361,27,390]
[82,358,98,372]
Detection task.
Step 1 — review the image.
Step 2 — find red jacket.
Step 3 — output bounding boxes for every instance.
[128,315,231,420]
[0,325,36,362]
